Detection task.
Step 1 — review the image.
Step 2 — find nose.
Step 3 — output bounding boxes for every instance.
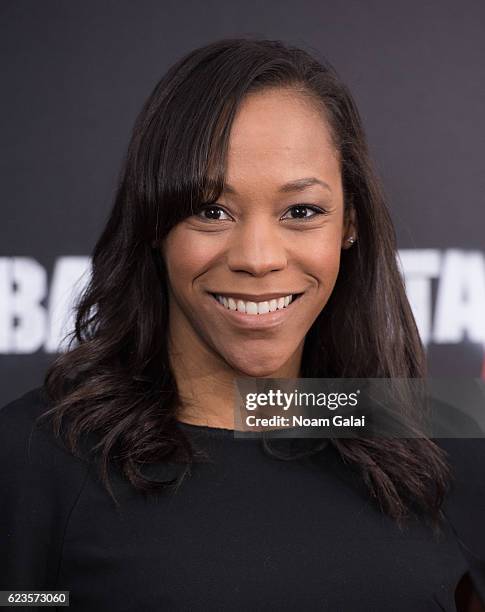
[226,217,288,276]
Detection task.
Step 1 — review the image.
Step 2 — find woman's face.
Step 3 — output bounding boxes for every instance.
[162,88,355,378]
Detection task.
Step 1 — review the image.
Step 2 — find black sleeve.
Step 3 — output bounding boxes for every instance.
[437,437,485,603]
[0,388,91,590]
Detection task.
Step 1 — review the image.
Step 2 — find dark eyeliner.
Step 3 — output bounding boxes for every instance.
[282,204,329,220]
[195,204,232,221]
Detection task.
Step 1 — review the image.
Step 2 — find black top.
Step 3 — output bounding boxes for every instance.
[1,387,485,611]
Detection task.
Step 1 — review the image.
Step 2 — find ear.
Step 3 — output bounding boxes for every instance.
[341,205,357,250]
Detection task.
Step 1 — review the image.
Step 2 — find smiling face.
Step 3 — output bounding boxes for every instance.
[162,87,356,378]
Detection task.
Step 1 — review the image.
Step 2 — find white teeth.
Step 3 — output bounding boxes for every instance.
[214,293,296,315]
[236,299,246,313]
[246,302,258,315]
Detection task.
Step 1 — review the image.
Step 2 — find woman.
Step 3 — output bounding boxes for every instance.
[1,37,484,611]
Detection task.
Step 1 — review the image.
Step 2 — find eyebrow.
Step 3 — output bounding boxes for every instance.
[222,177,332,195]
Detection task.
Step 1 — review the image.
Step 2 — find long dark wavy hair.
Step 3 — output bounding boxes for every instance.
[38,36,451,532]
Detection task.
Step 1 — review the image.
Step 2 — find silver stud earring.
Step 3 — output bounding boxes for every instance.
[347,237,355,244]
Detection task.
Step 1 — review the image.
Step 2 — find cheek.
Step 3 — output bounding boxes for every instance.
[163,228,221,292]
[298,236,342,283]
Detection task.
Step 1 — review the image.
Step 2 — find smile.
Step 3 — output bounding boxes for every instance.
[207,292,305,329]
[211,293,302,315]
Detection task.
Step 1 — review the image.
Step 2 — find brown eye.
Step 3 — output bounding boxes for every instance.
[282,205,326,220]
[197,205,231,221]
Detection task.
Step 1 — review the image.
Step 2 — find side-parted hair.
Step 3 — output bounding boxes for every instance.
[39,37,450,532]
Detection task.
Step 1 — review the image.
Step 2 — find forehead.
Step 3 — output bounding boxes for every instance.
[224,89,340,189]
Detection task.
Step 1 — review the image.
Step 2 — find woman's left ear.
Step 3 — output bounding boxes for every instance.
[342,206,357,249]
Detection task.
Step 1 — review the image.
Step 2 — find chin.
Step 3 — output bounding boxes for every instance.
[236,365,280,378]
[226,352,294,378]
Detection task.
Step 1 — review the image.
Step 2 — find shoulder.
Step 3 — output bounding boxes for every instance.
[0,387,53,435]
[0,387,53,462]
[429,396,485,558]
[436,437,485,501]
[0,388,92,589]
[437,437,485,467]
[434,438,485,569]
[0,386,91,487]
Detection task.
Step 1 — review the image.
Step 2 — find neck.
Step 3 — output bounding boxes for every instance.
[168,325,303,430]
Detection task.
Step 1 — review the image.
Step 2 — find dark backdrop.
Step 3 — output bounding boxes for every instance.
[1,0,484,406]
